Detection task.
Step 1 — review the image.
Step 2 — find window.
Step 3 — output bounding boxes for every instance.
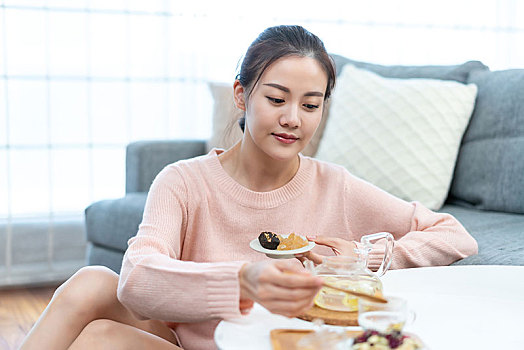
[1,0,523,285]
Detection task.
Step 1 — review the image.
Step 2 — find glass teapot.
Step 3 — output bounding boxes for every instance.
[305,232,394,312]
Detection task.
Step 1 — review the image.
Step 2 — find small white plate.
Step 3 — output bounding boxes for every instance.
[249,235,315,259]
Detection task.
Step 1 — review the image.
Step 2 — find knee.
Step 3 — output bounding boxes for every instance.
[53,266,119,315]
[83,319,115,336]
[76,319,120,347]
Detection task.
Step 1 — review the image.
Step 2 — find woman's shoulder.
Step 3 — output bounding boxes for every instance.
[301,154,351,178]
[164,149,217,171]
[153,150,217,186]
[301,155,373,192]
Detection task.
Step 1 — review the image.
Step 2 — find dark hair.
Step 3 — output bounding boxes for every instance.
[236,25,336,132]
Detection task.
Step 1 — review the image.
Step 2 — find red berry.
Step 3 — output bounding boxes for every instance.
[389,337,402,348]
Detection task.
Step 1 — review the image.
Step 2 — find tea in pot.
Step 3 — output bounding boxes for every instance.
[305,232,394,312]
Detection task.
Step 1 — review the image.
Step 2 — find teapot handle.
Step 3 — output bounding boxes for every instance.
[360,232,394,277]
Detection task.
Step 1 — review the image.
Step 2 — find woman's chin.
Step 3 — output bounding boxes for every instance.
[265,146,302,162]
[247,137,303,162]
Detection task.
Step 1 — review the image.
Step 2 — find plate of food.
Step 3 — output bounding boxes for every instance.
[250,232,315,259]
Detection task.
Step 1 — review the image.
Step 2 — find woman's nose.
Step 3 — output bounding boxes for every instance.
[280,105,301,128]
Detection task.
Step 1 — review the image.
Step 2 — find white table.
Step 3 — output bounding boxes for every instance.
[214,265,524,350]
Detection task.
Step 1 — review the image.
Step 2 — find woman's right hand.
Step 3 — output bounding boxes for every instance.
[295,235,359,265]
[238,260,323,317]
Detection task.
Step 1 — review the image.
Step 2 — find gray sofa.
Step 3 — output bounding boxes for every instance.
[85,56,524,273]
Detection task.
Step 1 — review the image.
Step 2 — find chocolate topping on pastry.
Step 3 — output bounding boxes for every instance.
[258,231,280,250]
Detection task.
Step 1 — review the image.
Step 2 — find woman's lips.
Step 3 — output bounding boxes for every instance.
[272,133,298,144]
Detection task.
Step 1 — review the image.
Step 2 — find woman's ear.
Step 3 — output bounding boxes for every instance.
[233,80,246,111]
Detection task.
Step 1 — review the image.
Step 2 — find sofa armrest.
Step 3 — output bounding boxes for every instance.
[126,140,207,193]
[85,193,148,252]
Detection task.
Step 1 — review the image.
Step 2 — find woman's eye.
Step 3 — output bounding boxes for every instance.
[303,104,319,110]
[266,97,285,104]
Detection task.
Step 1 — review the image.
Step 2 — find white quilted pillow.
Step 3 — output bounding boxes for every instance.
[206,82,243,152]
[315,64,478,210]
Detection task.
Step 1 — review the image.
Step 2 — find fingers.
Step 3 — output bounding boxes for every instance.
[263,298,316,318]
[257,282,320,302]
[307,235,358,256]
[295,235,359,269]
[260,268,321,302]
[307,235,349,248]
[273,259,310,275]
[239,260,323,317]
[307,252,325,264]
[295,251,324,265]
[255,283,319,317]
[270,261,322,289]
[240,260,319,292]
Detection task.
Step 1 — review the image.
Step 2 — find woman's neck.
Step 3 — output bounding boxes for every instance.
[218,140,300,192]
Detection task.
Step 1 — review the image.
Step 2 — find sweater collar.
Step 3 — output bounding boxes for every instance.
[205,149,312,209]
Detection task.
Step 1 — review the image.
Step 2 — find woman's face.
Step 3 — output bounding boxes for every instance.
[238,56,328,162]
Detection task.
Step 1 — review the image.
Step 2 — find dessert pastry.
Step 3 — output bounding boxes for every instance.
[276,233,308,250]
[258,231,280,250]
[257,232,308,250]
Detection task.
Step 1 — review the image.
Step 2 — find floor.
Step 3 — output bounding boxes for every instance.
[0,285,57,350]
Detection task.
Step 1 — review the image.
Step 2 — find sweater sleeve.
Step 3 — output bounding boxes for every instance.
[117,165,245,322]
[344,172,478,270]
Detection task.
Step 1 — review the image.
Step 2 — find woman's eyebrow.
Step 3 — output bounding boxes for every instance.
[263,83,324,97]
[263,83,290,93]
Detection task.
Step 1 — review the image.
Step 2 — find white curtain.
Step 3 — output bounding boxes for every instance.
[1,0,523,285]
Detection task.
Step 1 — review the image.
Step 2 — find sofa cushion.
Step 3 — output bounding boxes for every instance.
[448,69,524,214]
[87,243,126,273]
[126,140,206,193]
[85,192,147,252]
[331,54,488,83]
[440,205,524,265]
[206,82,243,153]
[316,64,478,209]
[304,55,490,158]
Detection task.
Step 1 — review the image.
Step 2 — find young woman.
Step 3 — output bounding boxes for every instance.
[21,25,477,350]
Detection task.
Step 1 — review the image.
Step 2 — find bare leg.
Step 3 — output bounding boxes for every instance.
[69,319,180,349]
[20,266,180,350]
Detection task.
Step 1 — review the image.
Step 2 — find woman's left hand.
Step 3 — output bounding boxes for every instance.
[295,235,359,264]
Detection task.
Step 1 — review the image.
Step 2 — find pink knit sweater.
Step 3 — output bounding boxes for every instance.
[117,149,477,350]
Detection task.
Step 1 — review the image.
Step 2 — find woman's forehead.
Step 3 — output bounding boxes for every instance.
[257,56,328,93]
